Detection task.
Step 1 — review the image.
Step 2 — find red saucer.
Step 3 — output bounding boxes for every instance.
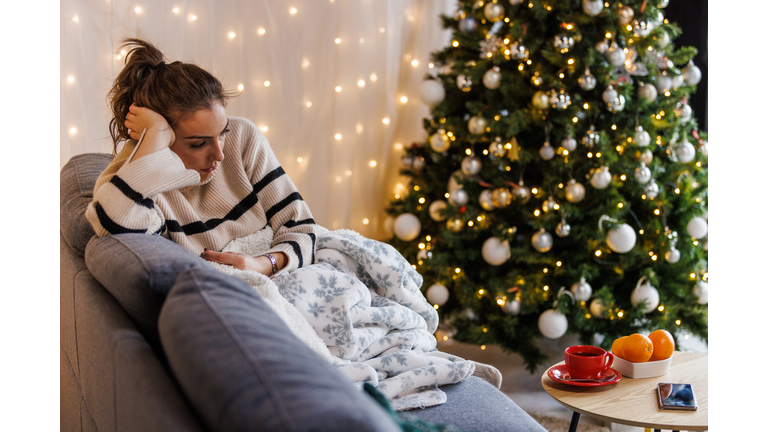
[547,365,622,387]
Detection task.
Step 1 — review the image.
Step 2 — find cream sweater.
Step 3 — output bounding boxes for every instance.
[85,117,317,274]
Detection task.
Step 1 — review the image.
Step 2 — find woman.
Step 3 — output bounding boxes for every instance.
[87,38,317,277]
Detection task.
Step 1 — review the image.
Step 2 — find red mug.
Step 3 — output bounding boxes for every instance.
[564,345,614,380]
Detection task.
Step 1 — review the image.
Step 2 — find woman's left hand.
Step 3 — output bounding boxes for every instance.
[201,250,274,276]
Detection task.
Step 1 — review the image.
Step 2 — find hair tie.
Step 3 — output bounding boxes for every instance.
[151,60,165,71]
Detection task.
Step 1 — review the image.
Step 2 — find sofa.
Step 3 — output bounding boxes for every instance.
[60,153,547,432]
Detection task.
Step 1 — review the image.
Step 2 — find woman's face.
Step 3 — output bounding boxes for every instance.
[170,101,229,182]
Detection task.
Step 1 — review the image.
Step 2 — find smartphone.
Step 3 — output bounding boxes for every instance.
[657,383,697,411]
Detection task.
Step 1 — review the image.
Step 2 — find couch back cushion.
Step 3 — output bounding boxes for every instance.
[60,153,112,256]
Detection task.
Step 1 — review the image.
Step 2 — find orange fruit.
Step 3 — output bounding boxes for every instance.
[622,333,654,363]
[611,336,628,359]
[648,329,675,361]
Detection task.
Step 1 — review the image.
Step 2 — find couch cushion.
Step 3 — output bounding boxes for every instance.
[61,153,112,256]
[85,233,206,353]
[158,265,402,432]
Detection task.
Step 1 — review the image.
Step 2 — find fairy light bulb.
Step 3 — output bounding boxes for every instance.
[411,60,419,67]
[357,80,365,88]
[237,84,244,91]
[334,38,341,44]
[370,73,377,82]
[67,76,75,83]
[369,160,377,167]
[297,157,304,163]
[228,32,236,39]
[173,7,179,14]
[400,96,408,103]
[382,118,390,125]
[305,101,312,107]
[335,133,342,140]
[264,81,270,87]
[257,28,266,35]
[363,218,370,225]
[335,86,342,92]
[189,14,197,21]
[260,126,268,132]
[289,7,297,14]
[69,127,77,135]
[135,7,142,13]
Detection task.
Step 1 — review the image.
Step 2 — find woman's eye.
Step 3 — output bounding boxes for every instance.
[220,128,231,137]
[191,141,206,149]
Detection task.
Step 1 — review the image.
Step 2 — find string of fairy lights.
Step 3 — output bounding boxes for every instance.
[63,1,448,235]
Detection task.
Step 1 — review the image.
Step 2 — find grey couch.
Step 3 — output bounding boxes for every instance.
[60,153,546,432]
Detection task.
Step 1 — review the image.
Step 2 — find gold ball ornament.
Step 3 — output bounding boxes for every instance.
[532,91,550,110]
[531,228,553,253]
[617,6,635,25]
[468,115,489,135]
[564,179,586,203]
[483,1,505,22]
[446,217,465,233]
[491,188,512,208]
[429,129,451,152]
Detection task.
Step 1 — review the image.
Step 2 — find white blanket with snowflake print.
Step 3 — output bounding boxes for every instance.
[208,226,501,411]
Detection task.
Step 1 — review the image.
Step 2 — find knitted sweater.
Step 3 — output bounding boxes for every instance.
[85,117,317,274]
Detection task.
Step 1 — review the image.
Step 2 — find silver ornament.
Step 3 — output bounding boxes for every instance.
[565,179,586,203]
[483,2,505,22]
[655,72,672,93]
[570,278,593,302]
[556,219,571,237]
[412,156,425,171]
[582,0,604,17]
[675,140,696,163]
[595,39,609,54]
[448,169,466,191]
[430,129,451,152]
[502,298,521,315]
[633,19,654,37]
[429,200,448,221]
[512,183,531,203]
[640,148,654,165]
[561,136,577,151]
[488,138,507,158]
[532,90,550,110]
[657,31,670,48]
[581,126,600,148]
[554,34,574,53]
[491,188,512,208]
[539,142,555,160]
[482,66,502,89]
[638,82,658,102]
[665,248,681,263]
[448,189,469,207]
[510,41,529,60]
[602,85,618,104]
[531,228,553,253]
[456,74,472,92]
[634,126,651,147]
[607,95,626,112]
[590,166,612,189]
[634,162,652,184]
[675,103,693,122]
[479,189,496,211]
[542,196,557,213]
[617,5,635,26]
[468,115,488,135]
[644,179,660,199]
[461,155,482,176]
[458,17,479,33]
[606,43,627,67]
[420,80,446,106]
[549,89,572,110]
[578,68,597,91]
[683,61,702,85]
[693,282,708,305]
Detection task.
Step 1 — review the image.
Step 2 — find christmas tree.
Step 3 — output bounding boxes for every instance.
[385,0,707,371]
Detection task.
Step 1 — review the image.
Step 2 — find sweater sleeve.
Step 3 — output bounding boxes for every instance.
[85,141,201,237]
[238,119,317,274]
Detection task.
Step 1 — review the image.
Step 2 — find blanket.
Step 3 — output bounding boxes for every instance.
[209,226,501,411]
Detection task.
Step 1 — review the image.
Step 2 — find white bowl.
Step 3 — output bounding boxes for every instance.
[611,352,672,379]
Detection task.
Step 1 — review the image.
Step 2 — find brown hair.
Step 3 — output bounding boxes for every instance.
[107,38,237,154]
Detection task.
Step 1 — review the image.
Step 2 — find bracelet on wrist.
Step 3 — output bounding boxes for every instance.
[263,253,278,276]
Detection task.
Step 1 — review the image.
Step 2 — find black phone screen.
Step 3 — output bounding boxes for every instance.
[657,383,697,410]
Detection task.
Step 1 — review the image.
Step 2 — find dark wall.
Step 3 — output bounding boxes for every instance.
[663,0,708,131]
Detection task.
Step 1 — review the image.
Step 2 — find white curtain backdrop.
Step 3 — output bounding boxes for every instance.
[61,0,456,239]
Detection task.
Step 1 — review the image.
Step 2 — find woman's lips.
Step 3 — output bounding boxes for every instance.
[202,165,217,173]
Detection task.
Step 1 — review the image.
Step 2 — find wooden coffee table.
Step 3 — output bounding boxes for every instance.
[541,351,707,431]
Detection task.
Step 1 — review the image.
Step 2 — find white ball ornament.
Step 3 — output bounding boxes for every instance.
[606,44,627,67]
[532,228,553,253]
[665,248,681,263]
[634,162,652,184]
[539,309,568,339]
[426,283,450,306]
[687,216,708,239]
[607,223,637,253]
[640,149,654,165]
[655,72,672,94]
[617,5,635,25]
[448,170,466,191]
[502,298,521,316]
[675,140,696,163]
[590,166,612,190]
[693,281,708,304]
[481,237,511,266]
[638,82,658,102]
[482,66,502,89]
[429,200,448,221]
[634,126,651,147]
[578,68,597,91]
[468,115,489,135]
[419,80,446,107]
[671,73,685,90]
[565,179,586,203]
[657,31,670,48]
[561,136,577,151]
[483,1,505,22]
[461,155,483,176]
[582,0,604,17]
[393,213,421,241]
[479,189,496,211]
[675,103,693,122]
[448,189,469,207]
[570,278,593,302]
[602,85,618,104]
[539,142,555,160]
[683,61,702,85]
[430,129,451,152]
[631,277,660,313]
[456,74,472,92]
[644,180,660,199]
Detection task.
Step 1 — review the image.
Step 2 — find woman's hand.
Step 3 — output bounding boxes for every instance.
[125,103,176,161]
[201,250,279,277]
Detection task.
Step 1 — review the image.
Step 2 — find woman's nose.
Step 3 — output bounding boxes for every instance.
[211,139,224,161]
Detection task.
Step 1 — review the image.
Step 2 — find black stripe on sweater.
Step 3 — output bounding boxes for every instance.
[110,176,154,209]
[308,233,316,264]
[284,218,316,228]
[253,167,286,193]
[278,240,303,268]
[94,202,147,234]
[265,192,303,222]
